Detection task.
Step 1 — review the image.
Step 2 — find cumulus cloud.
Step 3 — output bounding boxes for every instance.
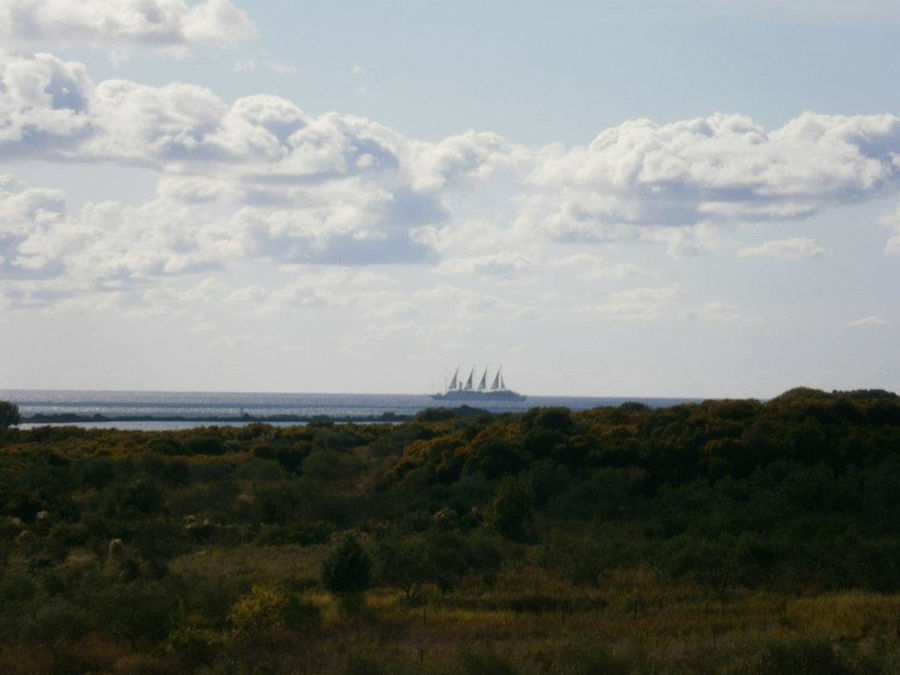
[737,237,829,260]
[2,51,900,310]
[0,52,92,156]
[0,0,256,53]
[522,112,900,244]
[3,52,900,235]
[0,173,68,275]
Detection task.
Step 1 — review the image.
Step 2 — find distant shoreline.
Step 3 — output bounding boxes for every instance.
[20,411,415,425]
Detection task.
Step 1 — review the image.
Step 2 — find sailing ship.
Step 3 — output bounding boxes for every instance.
[432,366,526,402]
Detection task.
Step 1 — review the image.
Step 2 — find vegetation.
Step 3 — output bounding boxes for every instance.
[0,400,19,428]
[3,388,900,673]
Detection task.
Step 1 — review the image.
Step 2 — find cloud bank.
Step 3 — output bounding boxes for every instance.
[0,0,255,53]
[1,50,899,310]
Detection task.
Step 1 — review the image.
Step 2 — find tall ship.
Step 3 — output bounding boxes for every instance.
[432,366,526,402]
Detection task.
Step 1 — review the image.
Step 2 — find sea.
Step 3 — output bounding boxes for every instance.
[0,389,699,431]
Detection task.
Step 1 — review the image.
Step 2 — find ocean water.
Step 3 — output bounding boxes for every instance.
[1,389,698,430]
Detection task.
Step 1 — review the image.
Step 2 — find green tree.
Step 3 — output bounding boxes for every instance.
[321,534,372,595]
[0,400,20,429]
[490,475,536,542]
[375,534,432,602]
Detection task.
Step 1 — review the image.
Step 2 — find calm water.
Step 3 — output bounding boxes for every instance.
[1,389,698,430]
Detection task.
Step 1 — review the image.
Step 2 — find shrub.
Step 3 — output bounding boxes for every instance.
[490,475,535,542]
[321,534,372,595]
[166,626,222,670]
[0,401,20,429]
[21,596,92,645]
[741,637,859,675]
[94,579,179,643]
[228,585,288,637]
[459,646,520,675]
[553,641,629,675]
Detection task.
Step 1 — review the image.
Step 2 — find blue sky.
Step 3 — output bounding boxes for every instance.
[65,1,900,143]
[0,1,898,397]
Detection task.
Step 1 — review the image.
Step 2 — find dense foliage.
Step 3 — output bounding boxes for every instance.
[0,400,19,429]
[2,388,900,673]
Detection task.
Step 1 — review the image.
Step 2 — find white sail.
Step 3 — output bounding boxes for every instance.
[432,364,524,401]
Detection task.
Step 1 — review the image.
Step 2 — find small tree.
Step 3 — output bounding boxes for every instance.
[0,401,20,429]
[322,534,372,612]
[490,475,535,542]
[375,535,432,603]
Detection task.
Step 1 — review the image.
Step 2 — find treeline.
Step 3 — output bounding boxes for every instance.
[2,387,900,673]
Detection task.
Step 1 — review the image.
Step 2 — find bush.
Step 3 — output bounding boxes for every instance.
[740,638,860,675]
[166,626,222,669]
[94,579,179,643]
[0,401,20,429]
[459,646,520,675]
[21,596,92,645]
[321,534,372,595]
[490,475,535,542]
[228,585,289,637]
[553,641,629,675]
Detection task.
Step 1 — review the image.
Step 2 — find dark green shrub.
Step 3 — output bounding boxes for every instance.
[22,596,92,645]
[490,475,535,542]
[553,641,629,675]
[166,626,222,670]
[321,534,372,594]
[0,401,20,428]
[184,435,226,455]
[459,646,520,675]
[95,579,180,643]
[740,638,859,675]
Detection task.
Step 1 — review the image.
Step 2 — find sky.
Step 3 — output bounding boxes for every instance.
[0,0,898,398]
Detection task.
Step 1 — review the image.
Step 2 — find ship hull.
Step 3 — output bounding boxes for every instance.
[431,390,526,402]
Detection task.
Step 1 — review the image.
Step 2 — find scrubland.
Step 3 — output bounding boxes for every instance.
[3,387,900,673]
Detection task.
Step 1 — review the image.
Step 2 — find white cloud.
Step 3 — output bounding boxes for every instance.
[880,205,900,256]
[0,173,68,274]
[737,237,829,260]
[550,253,658,280]
[0,52,92,155]
[522,112,900,242]
[593,284,685,321]
[439,252,536,277]
[0,0,256,54]
[887,236,900,256]
[683,301,761,324]
[2,51,900,311]
[847,315,890,327]
[232,56,298,76]
[208,333,254,350]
